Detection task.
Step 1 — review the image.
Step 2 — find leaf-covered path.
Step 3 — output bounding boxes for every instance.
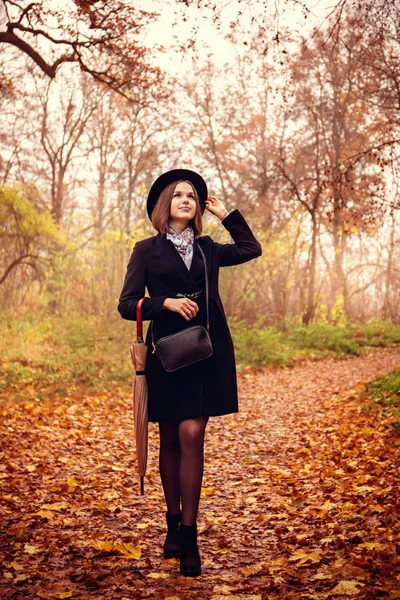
[1,348,399,600]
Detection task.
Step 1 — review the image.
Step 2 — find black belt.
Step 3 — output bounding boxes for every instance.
[176,289,204,299]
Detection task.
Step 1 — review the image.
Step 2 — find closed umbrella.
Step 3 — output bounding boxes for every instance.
[130,297,148,495]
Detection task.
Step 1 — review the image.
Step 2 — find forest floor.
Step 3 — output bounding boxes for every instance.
[0,347,399,600]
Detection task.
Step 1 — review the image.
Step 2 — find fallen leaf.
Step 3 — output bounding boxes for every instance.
[36,510,55,518]
[288,550,322,565]
[359,541,385,550]
[240,563,267,577]
[210,596,242,600]
[67,476,79,487]
[331,580,365,595]
[312,572,334,580]
[24,544,41,555]
[40,502,68,511]
[7,561,24,571]
[94,540,141,559]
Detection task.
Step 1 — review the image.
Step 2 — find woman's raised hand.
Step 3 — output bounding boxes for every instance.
[163,298,199,321]
[205,196,229,221]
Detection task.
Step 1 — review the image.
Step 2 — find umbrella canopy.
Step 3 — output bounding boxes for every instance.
[130,297,148,495]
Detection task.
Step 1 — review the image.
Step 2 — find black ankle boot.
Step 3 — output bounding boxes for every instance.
[179,523,201,577]
[163,511,182,558]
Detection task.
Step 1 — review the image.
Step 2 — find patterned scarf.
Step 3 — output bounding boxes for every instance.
[167,224,194,270]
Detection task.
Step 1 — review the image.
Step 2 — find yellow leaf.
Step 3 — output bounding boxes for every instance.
[201,487,214,496]
[359,541,385,550]
[213,585,237,594]
[94,540,141,559]
[56,593,73,599]
[67,476,79,487]
[103,491,120,499]
[320,500,335,512]
[7,561,24,571]
[311,572,334,580]
[354,485,374,493]
[288,550,322,565]
[361,427,374,435]
[96,541,114,552]
[147,572,169,579]
[302,463,312,473]
[351,226,358,233]
[210,597,242,600]
[26,465,36,472]
[245,496,257,504]
[240,562,267,576]
[119,542,141,559]
[40,502,68,511]
[0,473,9,479]
[24,544,40,555]
[111,465,125,472]
[215,547,229,554]
[15,574,29,582]
[164,597,181,600]
[36,510,55,518]
[331,580,364,595]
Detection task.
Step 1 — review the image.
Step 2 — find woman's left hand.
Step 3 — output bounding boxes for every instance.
[205,196,229,221]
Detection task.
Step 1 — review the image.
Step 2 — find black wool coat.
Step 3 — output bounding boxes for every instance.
[118,209,262,423]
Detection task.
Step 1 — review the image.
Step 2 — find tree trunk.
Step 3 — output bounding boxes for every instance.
[303,212,318,325]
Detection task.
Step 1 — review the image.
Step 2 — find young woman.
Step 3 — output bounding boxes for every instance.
[118,169,261,577]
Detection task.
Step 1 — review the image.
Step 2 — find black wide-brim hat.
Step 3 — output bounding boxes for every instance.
[147,169,208,219]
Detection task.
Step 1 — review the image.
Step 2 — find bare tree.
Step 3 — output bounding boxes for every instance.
[38,71,103,223]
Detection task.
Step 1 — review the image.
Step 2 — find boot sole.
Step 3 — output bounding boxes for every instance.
[180,566,201,577]
[164,549,180,558]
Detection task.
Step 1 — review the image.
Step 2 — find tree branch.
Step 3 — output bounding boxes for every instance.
[0,253,41,285]
[0,29,60,78]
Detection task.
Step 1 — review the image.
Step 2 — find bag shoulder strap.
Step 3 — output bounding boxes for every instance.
[195,241,210,331]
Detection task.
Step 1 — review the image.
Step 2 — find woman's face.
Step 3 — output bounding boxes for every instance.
[169,181,197,225]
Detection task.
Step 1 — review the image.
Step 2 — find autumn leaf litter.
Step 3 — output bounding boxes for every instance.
[0,348,399,599]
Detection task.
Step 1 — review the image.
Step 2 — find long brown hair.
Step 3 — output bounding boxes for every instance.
[151,180,203,236]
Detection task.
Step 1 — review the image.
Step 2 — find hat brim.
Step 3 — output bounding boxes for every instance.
[147,169,208,219]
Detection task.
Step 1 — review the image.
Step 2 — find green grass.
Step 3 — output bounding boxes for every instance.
[231,319,400,369]
[0,313,134,401]
[361,371,400,432]
[0,313,399,401]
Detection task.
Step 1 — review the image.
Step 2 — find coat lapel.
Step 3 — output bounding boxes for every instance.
[155,235,198,291]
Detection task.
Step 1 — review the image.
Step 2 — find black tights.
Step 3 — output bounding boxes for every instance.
[159,416,208,526]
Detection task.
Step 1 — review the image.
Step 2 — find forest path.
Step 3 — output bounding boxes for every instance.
[0,347,399,599]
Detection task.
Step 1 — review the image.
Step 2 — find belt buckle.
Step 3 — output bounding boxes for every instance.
[176,290,203,299]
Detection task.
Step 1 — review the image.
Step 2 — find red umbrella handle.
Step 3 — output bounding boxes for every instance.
[136,297,148,342]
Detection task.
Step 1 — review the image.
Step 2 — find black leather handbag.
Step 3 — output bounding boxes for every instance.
[151,243,213,372]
